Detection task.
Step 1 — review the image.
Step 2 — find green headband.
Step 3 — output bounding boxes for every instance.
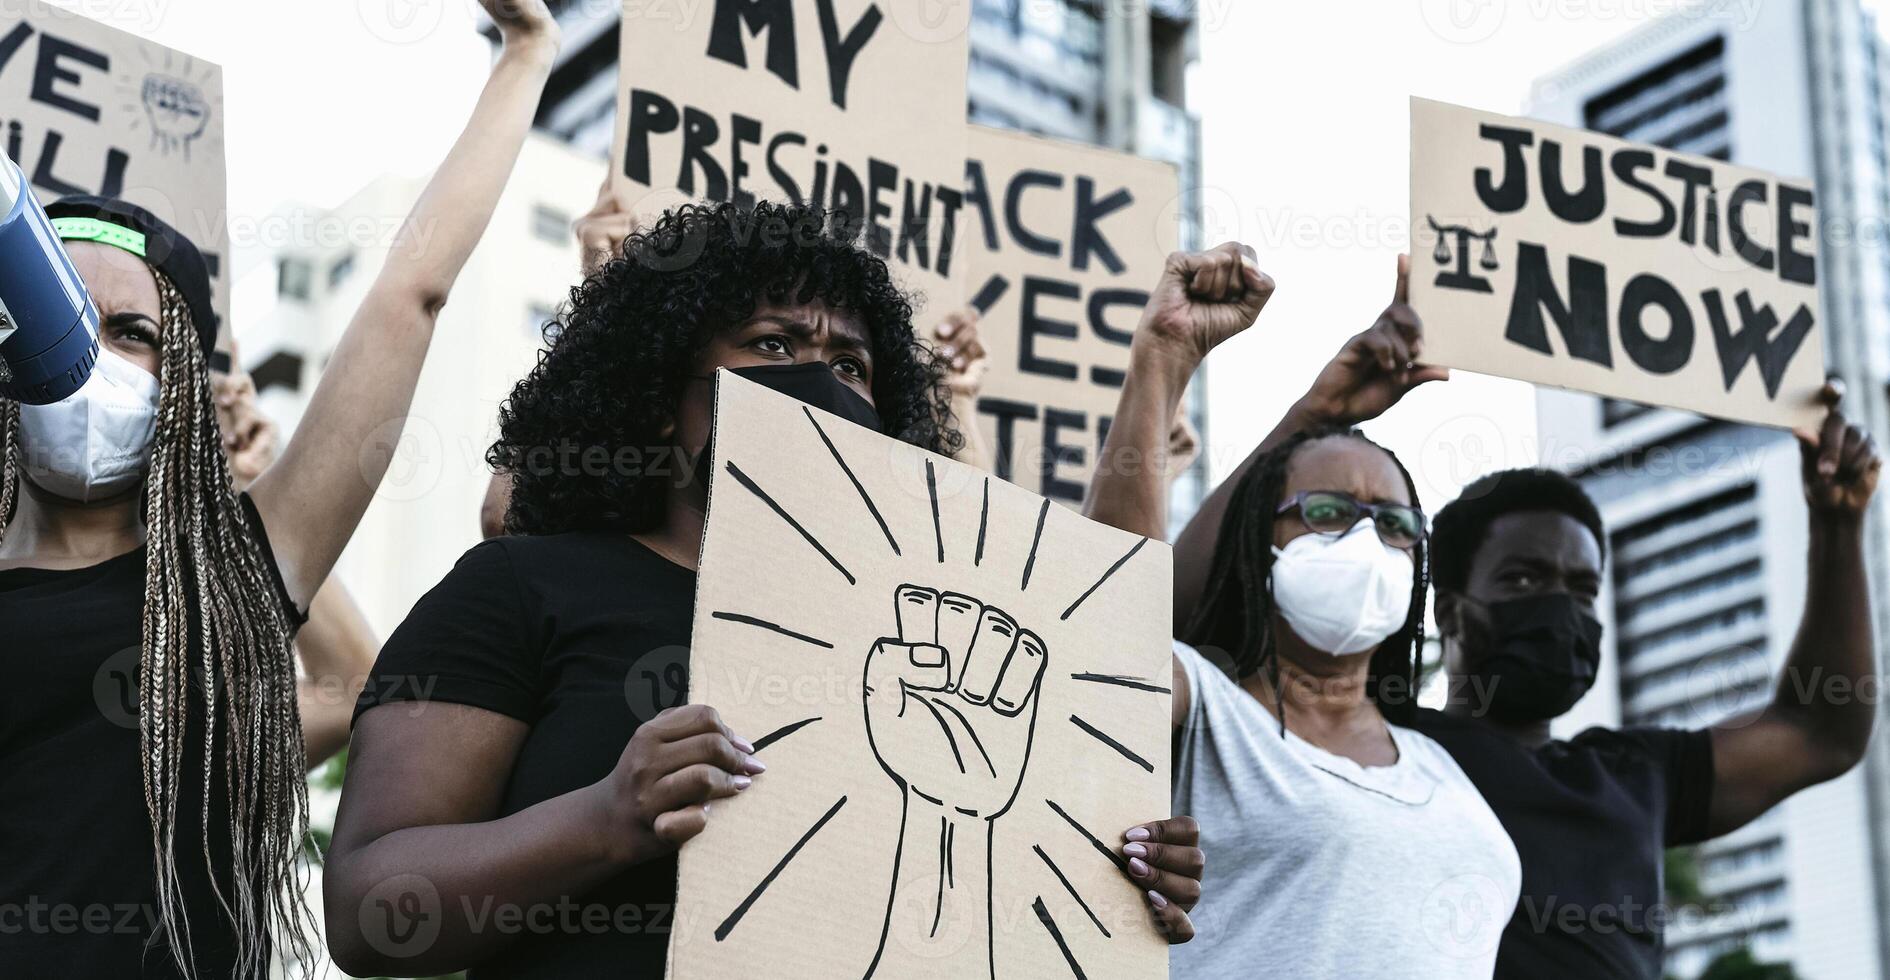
[50,216,147,258]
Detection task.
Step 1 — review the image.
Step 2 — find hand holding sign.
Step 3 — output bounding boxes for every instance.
[1137,242,1275,365]
[1796,382,1882,518]
[1293,255,1452,428]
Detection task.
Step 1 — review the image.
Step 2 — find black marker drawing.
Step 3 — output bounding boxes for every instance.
[1428,215,1499,294]
[696,382,1169,979]
[863,585,1048,977]
[140,74,210,159]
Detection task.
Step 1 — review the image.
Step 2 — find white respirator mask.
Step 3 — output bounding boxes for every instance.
[1270,520,1415,656]
[17,346,160,503]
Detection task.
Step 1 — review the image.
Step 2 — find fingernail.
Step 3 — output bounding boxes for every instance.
[1126,827,1150,842]
[744,755,767,774]
[732,735,756,754]
[1147,890,1168,910]
[732,775,752,791]
[1129,857,1150,877]
[1124,843,1148,858]
[1822,461,1839,475]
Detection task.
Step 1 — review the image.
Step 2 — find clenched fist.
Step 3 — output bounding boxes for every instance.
[863,586,1048,819]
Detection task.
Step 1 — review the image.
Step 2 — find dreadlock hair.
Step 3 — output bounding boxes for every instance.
[1180,425,1429,727]
[0,272,312,978]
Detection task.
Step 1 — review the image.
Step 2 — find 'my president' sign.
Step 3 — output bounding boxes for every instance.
[1410,97,1825,430]
[614,0,967,305]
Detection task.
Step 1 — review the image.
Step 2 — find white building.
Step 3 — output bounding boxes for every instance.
[237,133,605,637]
[1530,2,1890,977]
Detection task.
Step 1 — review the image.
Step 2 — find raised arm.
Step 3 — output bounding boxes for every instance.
[1080,242,1270,730]
[1167,256,1447,628]
[1705,388,1881,836]
[249,2,560,607]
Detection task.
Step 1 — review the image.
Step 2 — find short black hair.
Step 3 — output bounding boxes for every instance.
[1430,468,1608,595]
[490,200,957,536]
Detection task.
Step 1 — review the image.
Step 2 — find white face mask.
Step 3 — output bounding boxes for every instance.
[18,347,160,503]
[1271,520,1416,656]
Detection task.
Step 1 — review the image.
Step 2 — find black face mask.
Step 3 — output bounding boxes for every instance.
[690,362,883,485]
[1457,592,1605,724]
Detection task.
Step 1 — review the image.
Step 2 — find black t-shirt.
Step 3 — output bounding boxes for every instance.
[0,495,302,978]
[355,531,697,979]
[1409,707,1716,980]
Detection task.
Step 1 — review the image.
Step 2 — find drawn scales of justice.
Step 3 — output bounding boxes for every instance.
[697,402,1167,979]
[1428,214,1501,293]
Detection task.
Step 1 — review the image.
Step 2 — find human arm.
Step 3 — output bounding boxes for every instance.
[295,580,377,768]
[1703,386,1880,837]
[248,2,560,608]
[1167,256,1447,627]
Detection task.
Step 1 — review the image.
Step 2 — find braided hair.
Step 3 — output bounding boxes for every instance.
[1181,425,1428,727]
[0,272,312,977]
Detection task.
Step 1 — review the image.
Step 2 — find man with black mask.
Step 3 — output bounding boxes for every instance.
[1112,258,1884,979]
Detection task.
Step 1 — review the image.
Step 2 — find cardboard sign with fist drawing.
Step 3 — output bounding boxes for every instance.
[673,371,1173,979]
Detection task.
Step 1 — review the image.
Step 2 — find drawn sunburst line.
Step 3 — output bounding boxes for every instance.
[1033,845,1111,938]
[715,794,849,942]
[804,406,900,557]
[709,611,833,649]
[1060,537,1149,621]
[724,459,855,585]
[1069,714,1154,773]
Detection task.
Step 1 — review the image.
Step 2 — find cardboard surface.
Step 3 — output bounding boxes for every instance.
[613,0,967,310]
[1,1,231,349]
[963,126,1181,506]
[673,371,1173,979]
[1409,97,1825,430]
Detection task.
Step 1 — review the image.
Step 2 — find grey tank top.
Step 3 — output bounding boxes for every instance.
[1170,642,1520,980]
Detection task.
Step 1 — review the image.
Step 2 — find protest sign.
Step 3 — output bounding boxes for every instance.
[671,370,1173,979]
[1409,96,1825,429]
[964,125,1179,505]
[1,0,231,349]
[613,0,967,307]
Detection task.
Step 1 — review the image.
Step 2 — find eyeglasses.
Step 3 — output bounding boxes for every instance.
[1275,490,1427,550]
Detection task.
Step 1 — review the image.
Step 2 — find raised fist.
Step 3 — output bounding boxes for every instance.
[863,586,1048,819]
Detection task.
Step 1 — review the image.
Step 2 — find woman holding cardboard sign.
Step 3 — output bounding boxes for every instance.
[1085,256,1523,979]
[0,3,560,977]
[326,206,1224,978]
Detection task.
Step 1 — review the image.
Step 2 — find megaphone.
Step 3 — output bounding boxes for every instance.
[0,154,100,405]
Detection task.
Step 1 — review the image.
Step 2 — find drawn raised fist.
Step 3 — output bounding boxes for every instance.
[863,586,1048,819]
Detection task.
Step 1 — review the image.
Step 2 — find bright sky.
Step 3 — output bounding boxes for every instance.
[50,0,1885,509]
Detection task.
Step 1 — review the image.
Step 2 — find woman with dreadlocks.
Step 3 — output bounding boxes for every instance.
[0,4,559,977]
[1084,256,1521,978]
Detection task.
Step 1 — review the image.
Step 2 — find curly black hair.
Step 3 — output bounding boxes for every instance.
[490,200,958,536]
[1430,467,1607,595]
[1181,426,1428,726]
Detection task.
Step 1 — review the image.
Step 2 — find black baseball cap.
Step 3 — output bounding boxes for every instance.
[44,195,218,359]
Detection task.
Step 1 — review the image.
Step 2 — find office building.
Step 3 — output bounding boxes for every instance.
[1530,3,1890,976]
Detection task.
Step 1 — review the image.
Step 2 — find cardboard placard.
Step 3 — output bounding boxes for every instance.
[1409,97,1825,430]
[673,370,1172,979]
[964,126,1180,506]
[1,1,230,349]
[613,0,967,307]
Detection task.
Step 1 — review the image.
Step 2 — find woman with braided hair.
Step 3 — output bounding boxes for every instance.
[0,3,559,976]
[1083,257,1521,978]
